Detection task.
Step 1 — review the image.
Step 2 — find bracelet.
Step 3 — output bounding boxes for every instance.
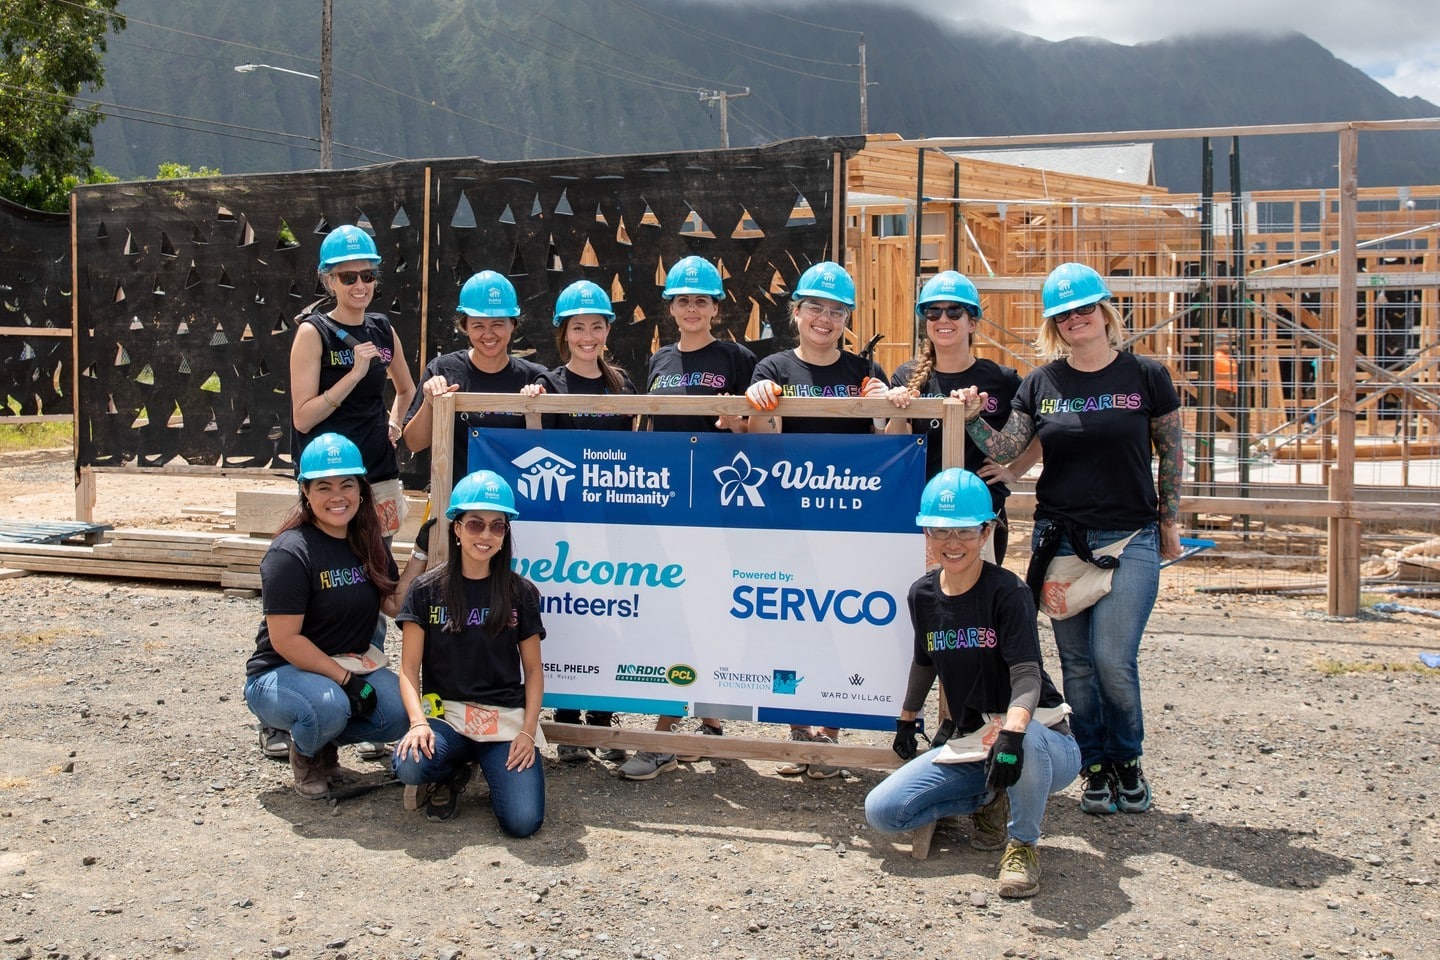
[514,731,536,745]
[322,390,340,409]
[389,420,402,432]
[409,719,429,729]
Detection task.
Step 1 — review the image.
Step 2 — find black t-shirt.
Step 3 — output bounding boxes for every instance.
[1013,352,1181,529]
[891,358,1021,498]
[750,350,887,434]
[246,524,399,676]
[395,572,546,708]
[536,365,637,431]
[908,563,1063,736]
[402,351,548,486]
[646,339,758,433]
[293,312,399,482]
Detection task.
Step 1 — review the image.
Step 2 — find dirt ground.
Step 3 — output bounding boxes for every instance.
[1,448,1437,960]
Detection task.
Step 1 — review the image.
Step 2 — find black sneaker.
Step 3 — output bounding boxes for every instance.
[1115,758,1152,813]
[425,763,474,823]
[1079,762,1118,815]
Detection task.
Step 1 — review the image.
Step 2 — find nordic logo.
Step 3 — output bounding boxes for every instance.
[512,446,578,502]
[714,452,768,507]
[615,663,696,685]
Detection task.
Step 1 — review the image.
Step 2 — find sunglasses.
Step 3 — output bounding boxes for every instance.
[1052,302,1098,322]
[925,526,986,542]
[923,305,974,321]
[333,270,378,286]
[457,517,509,537]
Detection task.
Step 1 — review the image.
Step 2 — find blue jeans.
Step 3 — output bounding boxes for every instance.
[1036,520,1159,769]
[865,721,1080,844]
[392,719,545,838]
[244,665,409,757]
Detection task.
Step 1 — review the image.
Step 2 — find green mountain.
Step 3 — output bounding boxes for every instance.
[90,0,1440,191]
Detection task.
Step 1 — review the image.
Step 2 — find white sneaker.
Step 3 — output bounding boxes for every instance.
[617,751,678,781]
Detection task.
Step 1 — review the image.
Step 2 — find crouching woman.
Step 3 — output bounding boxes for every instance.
[391,469,546,835]
[864,469,1079,898]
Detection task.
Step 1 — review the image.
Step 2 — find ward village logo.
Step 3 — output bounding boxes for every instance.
[513,445,675,507]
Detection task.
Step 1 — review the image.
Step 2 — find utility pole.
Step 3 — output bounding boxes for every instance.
[858,34,868,135]
[698,88,750,148]
[319,0,334,169]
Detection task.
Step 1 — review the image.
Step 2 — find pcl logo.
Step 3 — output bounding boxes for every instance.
[512,446,578,502]
[713,452,768,507]
[667,664,697,686]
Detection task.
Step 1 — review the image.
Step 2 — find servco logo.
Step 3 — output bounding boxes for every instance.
[615,663,696,686]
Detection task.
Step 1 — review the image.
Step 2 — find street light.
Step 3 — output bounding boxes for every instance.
[234,62,332,170]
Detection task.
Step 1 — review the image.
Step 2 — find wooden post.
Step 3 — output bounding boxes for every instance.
[418,165,433,372]
[69,191,90,522]
[1330,127,1360,616]
[430,392,455,566]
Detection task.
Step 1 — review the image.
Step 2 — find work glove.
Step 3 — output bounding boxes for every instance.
[985,728,1026,792]
[341,672,378,719]
[859,376,887,398]
[892,718,920,761]
[930,718,956,749]
[745,380,781,411]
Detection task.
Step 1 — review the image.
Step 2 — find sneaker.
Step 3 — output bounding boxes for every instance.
[776,728,813,776]
[403,782,435,812]
[595,746,629,763]
[617,751,678,781]
[677,722,724,763]
[1079,762,1118,815]
[425,763,474,823]
[557,744,590,763]
[997,840,1042,899]
[970,790,1010,851]
[805,733,842,780]
[1115,758,1152,813]
[355,741,391,762]
[259,725,291,760]
[288,745,329,800]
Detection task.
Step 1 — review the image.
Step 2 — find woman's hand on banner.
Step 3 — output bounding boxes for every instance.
[745,380,781,411]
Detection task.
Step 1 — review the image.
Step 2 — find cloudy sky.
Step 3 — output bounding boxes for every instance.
[865,0,1440,106]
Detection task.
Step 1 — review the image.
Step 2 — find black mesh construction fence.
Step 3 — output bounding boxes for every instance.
[70,136,859,483]
[0,198,72,418]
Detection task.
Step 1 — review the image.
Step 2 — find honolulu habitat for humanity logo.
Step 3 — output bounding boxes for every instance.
[713,452,768,507]
[512,446,578,502]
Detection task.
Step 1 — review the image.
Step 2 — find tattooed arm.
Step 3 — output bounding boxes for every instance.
[964,408,1037,465]
[1150,408,1185,560]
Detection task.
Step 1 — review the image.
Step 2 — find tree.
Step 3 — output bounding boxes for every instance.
[0,0,125,209]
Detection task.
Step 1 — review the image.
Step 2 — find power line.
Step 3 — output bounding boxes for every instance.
[740,2,864,36]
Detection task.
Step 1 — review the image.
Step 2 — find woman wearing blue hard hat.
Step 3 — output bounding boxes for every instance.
[391,470,547,832]
[613,256,756,782]
[745,260,902,777]
[521,279,635,761]
[865,468,1079,899]
[244,433,422,799]
[959,262,1183,817]
[885,270,1041,565]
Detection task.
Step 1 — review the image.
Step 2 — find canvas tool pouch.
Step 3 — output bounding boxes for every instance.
[441,700,548,748]
[1026,520,1138,620]
[370,478,406,538]
[330,645,388,675]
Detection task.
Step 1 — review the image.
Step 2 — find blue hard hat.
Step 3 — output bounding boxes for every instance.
[318,225,380,270]
[1041,262,1110,319]
[663,256,725,300]
[459,271,520,318]
[297,432,366,481]
[553,280,615,326]
[917,271,982,319]
[792,261,856,308]
[916,468,996,528]
[447,469,519,519]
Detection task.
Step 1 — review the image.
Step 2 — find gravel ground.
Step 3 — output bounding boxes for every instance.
[0,450,1437,959]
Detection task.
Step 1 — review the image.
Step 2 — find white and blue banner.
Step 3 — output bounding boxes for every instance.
[468,430,927,731]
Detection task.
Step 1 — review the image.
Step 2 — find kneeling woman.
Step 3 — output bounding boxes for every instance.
[244,433,415,799]
[864,469,1079,899]
[391,470,546,835]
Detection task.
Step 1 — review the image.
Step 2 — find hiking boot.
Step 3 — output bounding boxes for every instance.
[557,744,590,763]
[970,789,1011,851]
[617,751,678,781]
[1115,758,1152,813]
[259,725,291,760]
[425,763,474,823]
[997,840,1042,898]
[677,722,724,763]
[288,745,329,800]
[316,742,356,783]
[1079,762,1118,815]
[805,733,842,780]
[776,728,813,776]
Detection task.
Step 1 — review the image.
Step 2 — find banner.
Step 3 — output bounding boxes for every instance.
[468,430,927,730]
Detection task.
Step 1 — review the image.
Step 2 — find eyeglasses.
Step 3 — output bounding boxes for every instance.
[1052,302,1098,323]
[458,518,509,537]
[923,305,974,321]
[797,299,850,322]
[924,526,986,542]
[333,270,378,286]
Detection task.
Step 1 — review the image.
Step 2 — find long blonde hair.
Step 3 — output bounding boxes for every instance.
[1034,299,1125,359]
